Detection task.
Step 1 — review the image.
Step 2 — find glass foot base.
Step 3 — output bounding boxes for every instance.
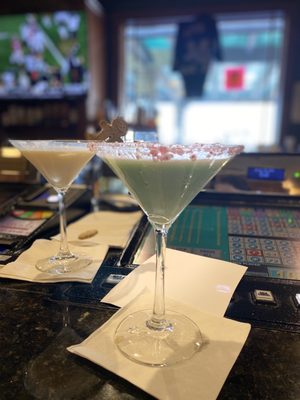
[36,253,92,274]
[114,309,202,367]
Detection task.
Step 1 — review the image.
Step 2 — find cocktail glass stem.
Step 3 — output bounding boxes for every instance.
[57,191,73,259]
[114,220,202,366]
[146,225,168,330]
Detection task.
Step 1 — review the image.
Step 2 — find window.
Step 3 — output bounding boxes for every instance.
[121,11,285,151]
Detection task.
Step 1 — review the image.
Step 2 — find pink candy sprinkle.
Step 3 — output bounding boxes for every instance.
[95,141,244,161]
[175,147,184,155]
[159,145,168,154]
[150,148,159,156]
[161,152,173,160]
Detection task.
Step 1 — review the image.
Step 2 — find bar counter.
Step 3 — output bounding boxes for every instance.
[1,247,299,400]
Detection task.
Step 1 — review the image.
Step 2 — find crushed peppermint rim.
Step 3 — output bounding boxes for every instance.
[95,142,244,161]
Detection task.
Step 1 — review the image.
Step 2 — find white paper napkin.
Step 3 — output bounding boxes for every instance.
[68,289,251,400]
[0,239,108,283]
[102,248,247,317]
[53,211,143,248]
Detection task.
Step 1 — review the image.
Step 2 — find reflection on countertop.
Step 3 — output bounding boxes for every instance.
[0,262,299,400]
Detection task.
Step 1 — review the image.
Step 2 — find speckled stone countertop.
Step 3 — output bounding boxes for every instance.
[0,263,299,400]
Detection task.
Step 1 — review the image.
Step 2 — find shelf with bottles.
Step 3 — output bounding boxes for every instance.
[0,95,87,139]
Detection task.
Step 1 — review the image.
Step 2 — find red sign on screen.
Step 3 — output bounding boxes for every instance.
[225,67,245,90]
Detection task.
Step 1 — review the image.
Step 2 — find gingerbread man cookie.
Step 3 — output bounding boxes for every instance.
[93,117,128,142]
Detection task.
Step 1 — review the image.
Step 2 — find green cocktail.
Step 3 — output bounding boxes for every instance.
[107,156,227,226]
[97,142,243,367]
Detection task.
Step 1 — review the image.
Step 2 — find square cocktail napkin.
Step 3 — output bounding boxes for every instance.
[68,289,251,400]
[0,239,108,283]
[102,248,247,317]
[53,211,143,248]
[0,210,143,283]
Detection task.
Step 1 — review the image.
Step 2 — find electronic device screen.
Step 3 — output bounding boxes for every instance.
[247,167,285,181]
[168,204,300,281]
[133,203,300,282]
[0,11,88,97]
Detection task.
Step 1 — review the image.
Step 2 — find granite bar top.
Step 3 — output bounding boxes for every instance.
[0,268,299,400]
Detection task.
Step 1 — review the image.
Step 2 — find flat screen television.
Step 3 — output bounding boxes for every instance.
[0,11,88,98]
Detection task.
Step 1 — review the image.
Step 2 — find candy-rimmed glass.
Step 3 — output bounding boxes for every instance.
[96,141,243,367]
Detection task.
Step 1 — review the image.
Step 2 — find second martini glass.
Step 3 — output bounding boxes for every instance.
[96,141,243,367]
[9,140,95,274]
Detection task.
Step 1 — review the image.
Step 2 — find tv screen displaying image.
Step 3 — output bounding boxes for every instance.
[0,11,88,97]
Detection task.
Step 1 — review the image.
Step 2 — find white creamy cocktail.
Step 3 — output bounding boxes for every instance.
[21,148,93,191]
[10,140,95,274]
[96,141,243,367]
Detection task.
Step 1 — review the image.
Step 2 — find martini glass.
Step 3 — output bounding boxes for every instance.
[9,140,95,274]
[96,141,243,367]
